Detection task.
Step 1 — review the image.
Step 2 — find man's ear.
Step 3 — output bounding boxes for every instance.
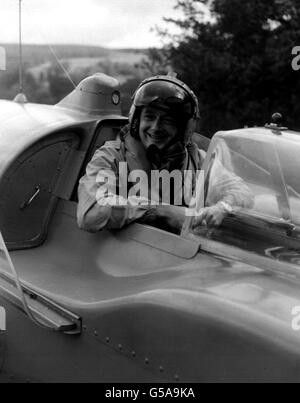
[131,117,141,139]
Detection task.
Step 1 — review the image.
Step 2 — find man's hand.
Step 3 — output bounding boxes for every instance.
[139,202,230,234]
[192,203,229,229]
[139,204,186,233]
[158,205,187,232]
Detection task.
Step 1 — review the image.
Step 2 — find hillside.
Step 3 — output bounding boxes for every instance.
[0,44,148,112]
[0,44,146,68]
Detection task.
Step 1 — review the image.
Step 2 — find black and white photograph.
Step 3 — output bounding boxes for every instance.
[0,0,300,385]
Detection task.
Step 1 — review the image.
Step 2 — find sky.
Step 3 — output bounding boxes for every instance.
[0,0,181,48]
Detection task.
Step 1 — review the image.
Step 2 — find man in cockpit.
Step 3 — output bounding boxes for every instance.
[77,75,253,234]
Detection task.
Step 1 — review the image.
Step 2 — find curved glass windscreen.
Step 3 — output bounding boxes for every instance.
[189,131,300,264]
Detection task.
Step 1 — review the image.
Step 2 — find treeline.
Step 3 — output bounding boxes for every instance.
[144,0,300,137]
[0,45,146,114]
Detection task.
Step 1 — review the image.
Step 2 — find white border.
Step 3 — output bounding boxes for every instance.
[0,46,6,71]
[0,307,6,331]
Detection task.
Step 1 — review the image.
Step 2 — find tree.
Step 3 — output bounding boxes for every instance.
[149,0,300,137]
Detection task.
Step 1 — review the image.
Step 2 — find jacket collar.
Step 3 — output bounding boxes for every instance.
[122,126,191,174]
[122,128,153,174]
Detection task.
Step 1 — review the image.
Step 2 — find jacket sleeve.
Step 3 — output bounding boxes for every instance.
[206,156,254,209]
[77,143,151,232]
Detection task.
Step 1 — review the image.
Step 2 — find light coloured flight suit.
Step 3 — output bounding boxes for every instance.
[77,128,253,232]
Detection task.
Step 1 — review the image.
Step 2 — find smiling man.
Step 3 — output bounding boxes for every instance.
[139,105,179,150]
[77,75,253,234]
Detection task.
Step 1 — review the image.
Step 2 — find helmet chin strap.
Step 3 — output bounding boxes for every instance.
[145,144,162,167]
[145,140,186,171]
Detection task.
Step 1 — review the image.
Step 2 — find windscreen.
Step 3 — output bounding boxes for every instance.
[188,132,300,263]
[0,233,11,274]
[202,134,300,225]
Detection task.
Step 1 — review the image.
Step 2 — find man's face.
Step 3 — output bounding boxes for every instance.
[139,106,180,150]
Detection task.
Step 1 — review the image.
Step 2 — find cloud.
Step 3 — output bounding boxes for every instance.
[0,0,179,48]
